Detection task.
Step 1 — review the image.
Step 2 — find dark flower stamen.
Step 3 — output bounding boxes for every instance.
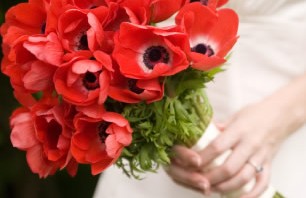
[83,71,100,90]
[77,33,89,50]
[128,79,144,94]
[143,46,170,70]
[190,0,208,5]
[192,43,215,57]
[97,122,110,143]
[41,22,46,34]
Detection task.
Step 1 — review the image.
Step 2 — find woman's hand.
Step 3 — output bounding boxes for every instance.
[200,73,306,197]
[166,73,306,197]
[165,145,210,195]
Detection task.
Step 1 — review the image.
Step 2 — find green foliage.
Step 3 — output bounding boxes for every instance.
[116,69,214,178]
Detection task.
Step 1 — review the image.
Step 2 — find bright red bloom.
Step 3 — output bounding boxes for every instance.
[58,9,106,52]
[54,51,112,106]
[109,64,164,103]
[3,36,58,93]
[0,1,47,47]
[71,106,132,175]
[113,23,190,80]
[176,3,238,70]
[10,102,78,178]
[150,0,188,23]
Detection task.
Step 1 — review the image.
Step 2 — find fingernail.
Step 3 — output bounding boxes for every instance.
[199,181,210,195]
[191,156,201,167]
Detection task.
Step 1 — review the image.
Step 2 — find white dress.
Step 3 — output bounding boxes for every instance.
[94,0,306,197]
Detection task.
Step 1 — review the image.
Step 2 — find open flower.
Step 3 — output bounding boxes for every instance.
[0,0,47,47]
[150,0,188,23]
[3,35,58,93]
[10,102,78,178]
[113,22,190,80]
[54,51,112,106]
[58,9,106,52]
[109,64,164,103]
[71,107,132,175]
[176,3,239,70]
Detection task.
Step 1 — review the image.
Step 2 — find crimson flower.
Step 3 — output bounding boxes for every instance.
[176,3,238,70]
[58,9,107,52]
[10,102,78,178]
[109,64,164,103]
[71,106,132,175]
[0,0,47,48]
[3,35,58,93]
[54,51,112,106]
[150,0,188,23]
[113,22,190,80]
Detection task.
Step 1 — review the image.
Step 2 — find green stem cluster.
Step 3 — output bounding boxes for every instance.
[116,89,213,178]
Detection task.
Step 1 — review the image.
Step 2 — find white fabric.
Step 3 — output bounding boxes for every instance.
[94,0,306,197]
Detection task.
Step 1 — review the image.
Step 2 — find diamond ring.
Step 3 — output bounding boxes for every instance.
[248,161,264,173]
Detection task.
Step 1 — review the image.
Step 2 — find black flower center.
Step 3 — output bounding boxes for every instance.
[46,119,62,150]
[190,0,208,5]
[41,22,46,34]
[192,43,214,57]
[77,33,89,50]
[143,46,170,70]
[97,122,110,143]
[83,71,100,90]
[90,5,98,9]
[128,79,144,94]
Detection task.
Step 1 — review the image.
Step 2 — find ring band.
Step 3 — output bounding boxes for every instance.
[248,161,264,173]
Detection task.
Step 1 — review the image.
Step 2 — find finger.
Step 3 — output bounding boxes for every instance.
[205,140,255,185]
[172,145,202,168]
[214,162,255,193]
[240,163,271,198]
[165,163,210,195]
[198,128,239,167]
[214,148,267,193]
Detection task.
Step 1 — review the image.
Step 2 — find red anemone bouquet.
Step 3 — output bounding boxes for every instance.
[1,0,238,178]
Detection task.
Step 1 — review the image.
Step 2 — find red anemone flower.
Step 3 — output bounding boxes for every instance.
[109,64,164,103]
[150,0,188,23]
[58,9,106,52]
[71,107,132,175]
[0,1,47,47]
[176,3,239,70]
[113,22,190,80]
[10,102,78,178]
[54,51,113,106]
[3,36,58,93]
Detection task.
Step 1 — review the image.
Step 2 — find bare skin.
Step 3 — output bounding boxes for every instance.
[166,73,306,198]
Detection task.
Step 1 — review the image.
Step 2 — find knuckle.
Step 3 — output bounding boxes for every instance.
[222,164,235,177]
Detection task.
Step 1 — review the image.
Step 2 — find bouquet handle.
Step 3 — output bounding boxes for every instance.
[192,122,277,198]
